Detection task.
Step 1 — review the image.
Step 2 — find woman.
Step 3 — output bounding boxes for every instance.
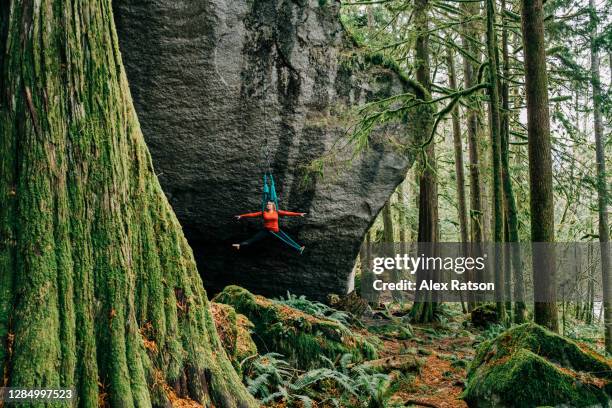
[233,201,306,253]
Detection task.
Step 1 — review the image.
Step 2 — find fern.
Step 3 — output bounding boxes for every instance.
[244,351,400,407]
[277,292,353,326]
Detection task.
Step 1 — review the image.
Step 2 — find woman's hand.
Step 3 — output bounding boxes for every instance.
[235,215,242,220]
[300,213,307,217]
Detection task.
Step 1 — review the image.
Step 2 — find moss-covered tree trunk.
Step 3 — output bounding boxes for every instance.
[589,0,611,353]
[0,2,257,406]
[460,1,485,310]
[397,180,408,254]
[446,44,471,312]
[485,0,506,322]
[412,0,439,323]
[382,199,401,302]
[520,0,559,332]
[500,0,527,324]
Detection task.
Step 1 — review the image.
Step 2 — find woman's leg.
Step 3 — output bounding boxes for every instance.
[235,230,269,249]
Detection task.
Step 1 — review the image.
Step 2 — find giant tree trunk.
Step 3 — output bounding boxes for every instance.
[521,0,559,332]
[589,0,612,353]
[0,2,257,406]
[485,0,506,321]
[411,0,439,323]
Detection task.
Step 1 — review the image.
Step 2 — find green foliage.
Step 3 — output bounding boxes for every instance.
[464,323,612,407]
[244,352,406,407]
[214,286,378,369]
[277,292,353,327]
[367,303,414,340]
[211,303,258,375]
[0,1,257,406]
[244,353,294,400]
[475,323,506,342]
[470,303,501,328]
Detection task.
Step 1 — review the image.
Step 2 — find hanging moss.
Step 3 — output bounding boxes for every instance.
[211,302,258,374]
[214,286,378,369]
[463,323,612,407]
[337,51,430,101]
[0,2,257,406]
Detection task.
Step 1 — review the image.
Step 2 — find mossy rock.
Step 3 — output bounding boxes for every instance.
[470,304,499,328]
[213,285,378,369]
[327,290,369,318]
[211,302,258,374]
[463,323,612,407]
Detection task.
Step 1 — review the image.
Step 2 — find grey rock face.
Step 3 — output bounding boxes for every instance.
[114,0,415,300]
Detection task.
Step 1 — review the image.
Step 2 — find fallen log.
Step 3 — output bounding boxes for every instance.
[350,354,422,373]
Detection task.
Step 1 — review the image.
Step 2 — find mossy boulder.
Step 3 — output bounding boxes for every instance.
[463,323,612,407]
[327,291,369,318]
[210,302,258,374]
[470,304,499,328]
[213,286,378,369]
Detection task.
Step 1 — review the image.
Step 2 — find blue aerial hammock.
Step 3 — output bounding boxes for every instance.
[261,171,304,252]
[233,70,305,253]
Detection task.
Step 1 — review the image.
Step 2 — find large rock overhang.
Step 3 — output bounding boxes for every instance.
[113,0,417,300]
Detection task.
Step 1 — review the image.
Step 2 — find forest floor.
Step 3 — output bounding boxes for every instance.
[209,294,604,408]
[384,326,472,407]
[364,305,476,408]
[255,302,484,408]
[367,304,603,408]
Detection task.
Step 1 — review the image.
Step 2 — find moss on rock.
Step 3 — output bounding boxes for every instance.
[211,303,258,374]
[463,323,612,407]
[213,286,377,369]
[470,304,499,328]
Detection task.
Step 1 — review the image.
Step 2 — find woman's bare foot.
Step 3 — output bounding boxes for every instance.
[232,244,240,250]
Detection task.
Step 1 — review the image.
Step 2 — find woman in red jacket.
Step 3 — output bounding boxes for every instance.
[233,201,306,253]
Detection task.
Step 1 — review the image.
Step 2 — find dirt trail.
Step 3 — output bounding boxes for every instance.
[381,325,475,408]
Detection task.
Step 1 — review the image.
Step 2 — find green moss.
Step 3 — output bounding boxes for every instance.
[470,323,611,378]
[470,303,499,328]
[465,349,607,407]
[211,302,258,374]
[464,323,612,407]
[214,286,377,369]
[339,51,430,100]
[0,1,258,406]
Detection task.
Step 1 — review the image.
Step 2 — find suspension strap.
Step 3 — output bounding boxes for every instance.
[270,230,302,251]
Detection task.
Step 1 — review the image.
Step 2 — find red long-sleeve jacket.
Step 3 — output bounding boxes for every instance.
[238,210,303,232]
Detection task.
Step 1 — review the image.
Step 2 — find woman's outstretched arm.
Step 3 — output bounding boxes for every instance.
[235,211,263,219]
[278,210,306,217]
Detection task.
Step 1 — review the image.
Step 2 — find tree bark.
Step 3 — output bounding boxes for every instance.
[446,44,472,311]
[382,199,402,302]
[0,2,257,406]
[361,231,379,305]
[589,0,611,353]
[412,0,439,323]
[521,0,559,332]
[446,46,469,247]
[398,181,408,251]
[383,199,395,244]
[460,2,485,308]
[500,0,527,323]
[485,0,506,321]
